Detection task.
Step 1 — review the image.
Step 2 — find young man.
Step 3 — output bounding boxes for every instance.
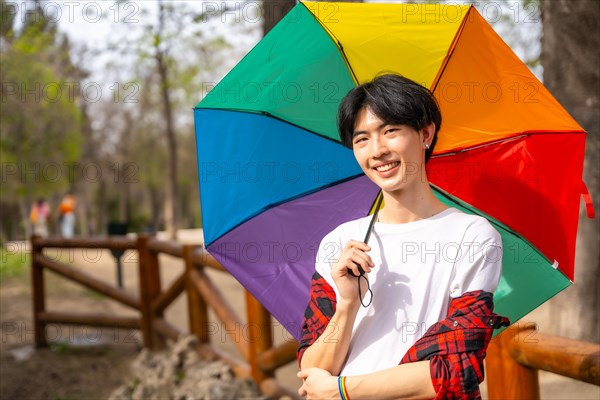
[297,74,509,399]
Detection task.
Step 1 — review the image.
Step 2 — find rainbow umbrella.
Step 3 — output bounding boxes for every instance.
[194,2,591,339]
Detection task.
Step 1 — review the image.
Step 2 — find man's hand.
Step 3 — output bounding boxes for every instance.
[331,240,374,305]
[298,368,339,399]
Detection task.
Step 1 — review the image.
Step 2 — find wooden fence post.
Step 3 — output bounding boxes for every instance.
[486,323,540,399]
[246,290,274,382]
[30,236,47,347]
[137,235,165,350]
[184,245,210,344]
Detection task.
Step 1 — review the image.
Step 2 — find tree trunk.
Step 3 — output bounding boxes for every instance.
[157,0,179,240]
[262,0,296,36]
[541,0,599,342]
[98,178,108,236]
[149,185,161,233]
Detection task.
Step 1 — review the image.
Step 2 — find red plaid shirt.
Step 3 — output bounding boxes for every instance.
[298,272,510,399]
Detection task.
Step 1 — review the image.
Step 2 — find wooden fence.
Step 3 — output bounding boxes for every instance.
[486,322,599,398]
[30,235,298,399]
[29,235,599,399]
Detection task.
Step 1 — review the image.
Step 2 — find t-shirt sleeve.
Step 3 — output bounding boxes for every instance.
[297,228,345,365]
[449,218,503,298]
[314,229,344,290]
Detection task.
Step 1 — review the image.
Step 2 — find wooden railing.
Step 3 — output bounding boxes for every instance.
[31,236,141,347]
[30,235,599,399]
[30,235,299,399]
[486,323,600,398]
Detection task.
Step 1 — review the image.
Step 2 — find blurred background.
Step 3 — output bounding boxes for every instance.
[0,0,552,242]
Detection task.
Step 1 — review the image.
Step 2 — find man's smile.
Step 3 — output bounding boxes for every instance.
[372,161,400,172]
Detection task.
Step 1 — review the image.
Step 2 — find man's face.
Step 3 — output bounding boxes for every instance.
[352,107,427,195]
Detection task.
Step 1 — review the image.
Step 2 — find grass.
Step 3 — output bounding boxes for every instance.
[0,249,30,280]
[81,287,107,300]
[50,341,78,355]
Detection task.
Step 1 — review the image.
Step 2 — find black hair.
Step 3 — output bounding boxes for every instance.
[337,74,441,163]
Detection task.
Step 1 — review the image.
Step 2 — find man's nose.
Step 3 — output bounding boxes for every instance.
[371,136,389,158]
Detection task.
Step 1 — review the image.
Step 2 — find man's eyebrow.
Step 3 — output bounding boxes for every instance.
[352,123,388,137]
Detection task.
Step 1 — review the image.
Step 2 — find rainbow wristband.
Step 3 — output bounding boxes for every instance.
[338,376,350,400]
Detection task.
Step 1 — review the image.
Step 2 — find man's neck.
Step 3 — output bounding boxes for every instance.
[378,182,447,224]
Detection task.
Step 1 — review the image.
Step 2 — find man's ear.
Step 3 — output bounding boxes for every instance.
[421,122,436,145]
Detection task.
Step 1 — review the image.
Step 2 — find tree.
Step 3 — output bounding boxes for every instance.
[91,1,236,237]
[263,0,296,35]
[540,0,599,342]
[0,0,84,240]
[155,0,180,240]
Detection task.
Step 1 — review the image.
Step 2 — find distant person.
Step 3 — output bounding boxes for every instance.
[29,198,51,237]
[58,193,76,238]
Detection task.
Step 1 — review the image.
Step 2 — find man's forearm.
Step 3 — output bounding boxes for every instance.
[300,301,359,374]
[345,361,436,399]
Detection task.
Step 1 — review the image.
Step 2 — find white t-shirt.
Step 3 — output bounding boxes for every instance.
[315,207,502,376]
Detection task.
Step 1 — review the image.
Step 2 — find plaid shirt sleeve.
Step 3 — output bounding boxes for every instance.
[400,290,510,400]
[297,271,337,365]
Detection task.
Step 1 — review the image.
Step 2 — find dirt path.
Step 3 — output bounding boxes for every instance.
[1,232,598,399]
[0,252,140,399]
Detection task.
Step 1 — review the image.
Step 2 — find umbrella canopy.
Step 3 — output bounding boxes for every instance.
[194,2,588,340]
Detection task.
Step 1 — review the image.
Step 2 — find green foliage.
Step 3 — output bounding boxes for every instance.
[0,0,15,38]
[1,1,252,240]
[0,1,83,205]
[523,0,540,9]
[0,249,30,279]
[94,1,237,233]
[82,287,107,301]
[175,370,186,383]
[127,212,151,233]
[50,341,78,355]
[130,377,141,392]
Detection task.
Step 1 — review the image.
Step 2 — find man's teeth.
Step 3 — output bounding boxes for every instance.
[375,162,400,172]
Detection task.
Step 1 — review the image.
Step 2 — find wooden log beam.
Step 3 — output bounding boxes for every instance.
[189,268,249,359]
[153,318,182,342]
[190,248,227,272]
[508,328,600,386]
[184,245,210,343]
[486,323,540,400]
[246,290,274,382]
[31,236,47,347]
[256,340,299,374]
[152,273,185,315]
[36,254,140,310]
[137,236,166,350]
[35,236,136,250]
[38,311,140,329]
[147,238,183,258]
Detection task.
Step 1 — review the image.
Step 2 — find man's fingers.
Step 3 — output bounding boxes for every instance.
[347,262,365,277]
[298,386,307,397]
[351,248,374,268]
[297,368,316,380]
[344,240,371,252]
